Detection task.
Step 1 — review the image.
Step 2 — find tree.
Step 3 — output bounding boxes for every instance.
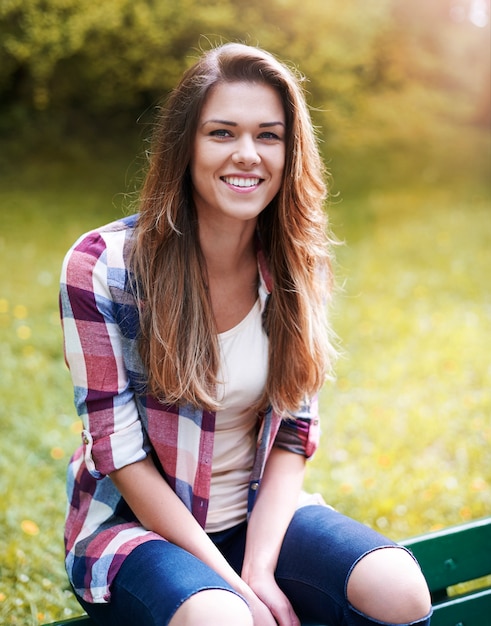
[1,0,488,176]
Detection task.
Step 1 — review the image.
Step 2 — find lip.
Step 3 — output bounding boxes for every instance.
[221,175,263,191]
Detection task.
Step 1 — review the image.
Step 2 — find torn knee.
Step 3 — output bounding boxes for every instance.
[346,546,432,625]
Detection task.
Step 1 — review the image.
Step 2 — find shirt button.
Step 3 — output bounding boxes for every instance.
[251,482,259,491]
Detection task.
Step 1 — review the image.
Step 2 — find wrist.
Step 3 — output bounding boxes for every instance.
[242,547,277,578]
[242,558,276,587]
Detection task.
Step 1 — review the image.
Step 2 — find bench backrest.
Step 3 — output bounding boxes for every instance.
[401,517,491,626]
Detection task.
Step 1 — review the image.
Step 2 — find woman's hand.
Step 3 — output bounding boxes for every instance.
[243,569,300,626]
[243,590,281,626]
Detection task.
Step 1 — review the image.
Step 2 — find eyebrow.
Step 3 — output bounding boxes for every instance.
[202,119,285,128]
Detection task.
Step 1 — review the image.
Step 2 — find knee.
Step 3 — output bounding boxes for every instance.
[346,546,432,624]
[169,588,253,626]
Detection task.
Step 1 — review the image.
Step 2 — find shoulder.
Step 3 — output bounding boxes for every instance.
[68,214,137,259]
[61,215,138,288]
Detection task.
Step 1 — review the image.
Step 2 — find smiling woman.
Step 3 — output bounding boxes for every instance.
[191,81,286,232]
[189,81,287,335]
[58,43,432,626]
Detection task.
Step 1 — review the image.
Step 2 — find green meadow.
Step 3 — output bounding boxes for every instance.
[0,134,490,623]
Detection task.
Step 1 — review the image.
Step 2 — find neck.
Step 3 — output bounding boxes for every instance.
[198,219,259,333]
[198,218,257,278]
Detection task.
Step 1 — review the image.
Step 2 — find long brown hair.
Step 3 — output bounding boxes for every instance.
[131,43,335,414]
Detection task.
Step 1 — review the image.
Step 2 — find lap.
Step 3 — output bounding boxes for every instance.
[76,506,398,626]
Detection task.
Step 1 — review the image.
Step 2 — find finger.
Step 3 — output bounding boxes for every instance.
[267,595,300,626]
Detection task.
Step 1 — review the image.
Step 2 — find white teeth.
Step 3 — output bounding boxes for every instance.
[223,177,260,188]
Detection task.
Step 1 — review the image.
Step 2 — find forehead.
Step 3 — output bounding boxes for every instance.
[199,81,285,123]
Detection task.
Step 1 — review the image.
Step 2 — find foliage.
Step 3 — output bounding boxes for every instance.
[1,0,489,149]
[0,0,228,132]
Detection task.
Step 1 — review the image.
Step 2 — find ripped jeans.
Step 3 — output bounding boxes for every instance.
[76,505,432,626]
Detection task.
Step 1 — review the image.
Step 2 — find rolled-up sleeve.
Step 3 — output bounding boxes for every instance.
[273,396,320,459]
[60,229,148,478]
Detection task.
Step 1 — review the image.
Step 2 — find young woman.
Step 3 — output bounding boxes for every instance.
[60,43,432,626]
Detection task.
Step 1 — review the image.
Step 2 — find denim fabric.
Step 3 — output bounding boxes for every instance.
[274,506,431,626]
[75,540,242,626]
[75,505,432,626]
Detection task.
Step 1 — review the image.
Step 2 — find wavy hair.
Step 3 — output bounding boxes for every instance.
[131,43,335,414]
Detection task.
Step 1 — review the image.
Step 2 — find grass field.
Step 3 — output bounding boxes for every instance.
[0,139,489,624]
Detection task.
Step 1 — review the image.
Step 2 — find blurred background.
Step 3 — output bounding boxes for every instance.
[0,0,489,623]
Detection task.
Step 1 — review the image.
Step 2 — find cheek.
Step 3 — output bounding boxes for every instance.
[191,144,222,179]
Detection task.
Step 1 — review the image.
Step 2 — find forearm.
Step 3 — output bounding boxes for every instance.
[242,447,306,578]
[110,456,250,596]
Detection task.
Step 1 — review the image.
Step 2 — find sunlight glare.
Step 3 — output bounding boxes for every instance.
[450,0,489,26]
[470,0,489,26]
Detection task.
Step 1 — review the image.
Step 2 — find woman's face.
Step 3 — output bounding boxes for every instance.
[190,81,286,227]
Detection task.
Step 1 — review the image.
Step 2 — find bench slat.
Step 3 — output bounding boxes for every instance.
[431,586,491,626]
[401,517,491,592]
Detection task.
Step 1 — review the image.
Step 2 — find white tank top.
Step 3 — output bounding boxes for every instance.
[205,293,269,532]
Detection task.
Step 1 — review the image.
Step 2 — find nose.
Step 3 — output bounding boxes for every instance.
[232,135,260,166]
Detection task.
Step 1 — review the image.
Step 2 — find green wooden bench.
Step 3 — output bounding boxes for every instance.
[399,517,491,625]
[44,517,491,626]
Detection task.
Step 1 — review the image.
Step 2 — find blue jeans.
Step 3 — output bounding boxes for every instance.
[76,505,432,626]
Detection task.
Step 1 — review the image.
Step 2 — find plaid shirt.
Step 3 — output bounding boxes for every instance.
[59,214,320,603]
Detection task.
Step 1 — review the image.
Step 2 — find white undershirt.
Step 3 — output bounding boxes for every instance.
[205,293,269,533]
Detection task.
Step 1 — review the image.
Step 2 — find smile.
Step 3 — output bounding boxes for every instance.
[221,176,262,188]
